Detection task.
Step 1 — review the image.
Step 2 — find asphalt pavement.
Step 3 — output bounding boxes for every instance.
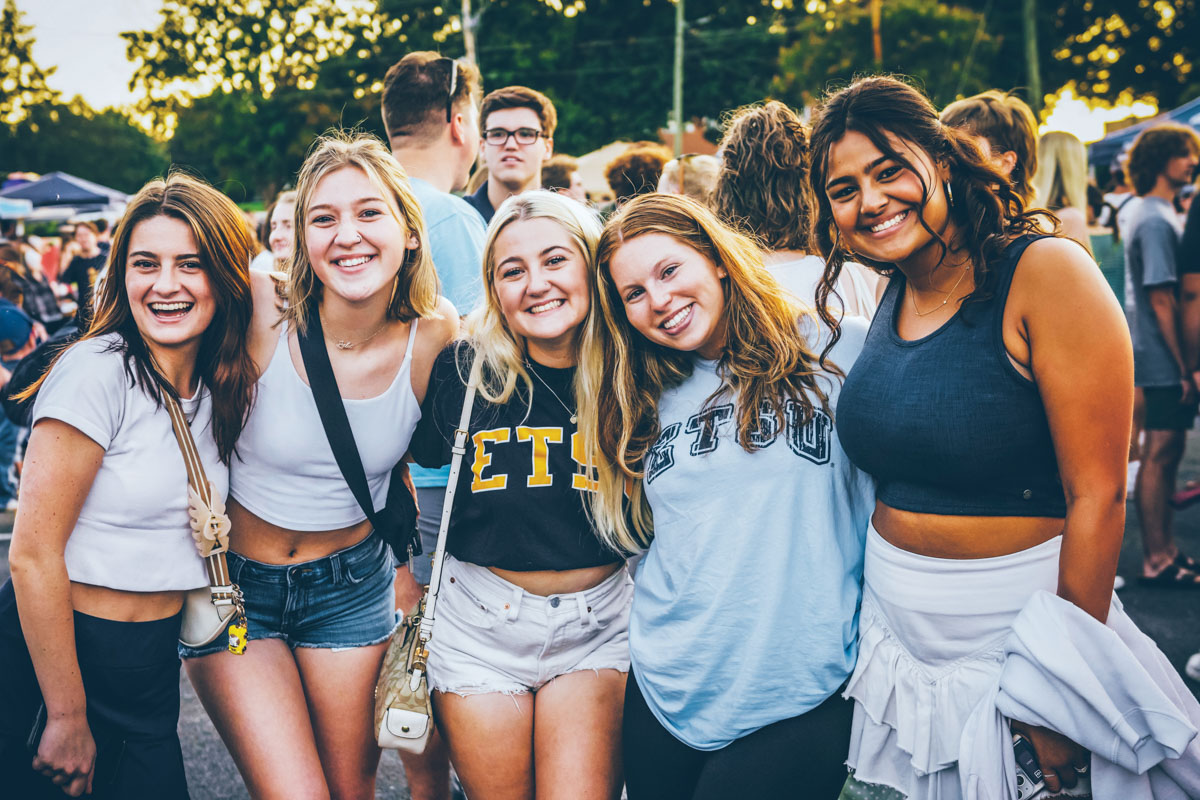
[2,441,1200,799]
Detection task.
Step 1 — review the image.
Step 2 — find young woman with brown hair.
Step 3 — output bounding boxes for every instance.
[0,172,258,798]
[582,193,874,798]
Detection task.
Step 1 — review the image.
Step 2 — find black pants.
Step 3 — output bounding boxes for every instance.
[0,579,190,799]
[623,670,853,800]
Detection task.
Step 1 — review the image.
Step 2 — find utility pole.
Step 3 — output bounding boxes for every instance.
[1022,0,1042,114]
[672,0,684,157]
[462,0,478,67]
[870,0,882,68]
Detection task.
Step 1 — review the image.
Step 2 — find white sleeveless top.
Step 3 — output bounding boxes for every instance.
[230,320,422,530]
[31,334,218,592]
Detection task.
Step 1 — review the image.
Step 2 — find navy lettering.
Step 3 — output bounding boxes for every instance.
[645,422,681,484]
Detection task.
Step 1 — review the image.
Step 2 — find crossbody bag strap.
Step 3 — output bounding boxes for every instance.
[416,353,481,649]
[295,310,383,532]
[162,393,239,613]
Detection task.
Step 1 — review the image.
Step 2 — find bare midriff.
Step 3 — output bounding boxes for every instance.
[70,583,185,622]
[873,501,1065,559]
[226,497,375,564]
[487,562,623,597]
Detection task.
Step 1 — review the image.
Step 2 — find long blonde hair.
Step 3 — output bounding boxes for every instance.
[1032,130,1088,213]
[583,193,836,553]
[462,190,603,407]
[282,130,440,331]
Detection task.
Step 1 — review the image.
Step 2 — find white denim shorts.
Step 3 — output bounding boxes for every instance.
[427,554,633,696]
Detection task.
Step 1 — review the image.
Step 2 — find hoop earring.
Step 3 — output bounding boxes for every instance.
[944,180,955,208]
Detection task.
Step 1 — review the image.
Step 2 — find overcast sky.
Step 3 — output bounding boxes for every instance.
[18,0,161,110]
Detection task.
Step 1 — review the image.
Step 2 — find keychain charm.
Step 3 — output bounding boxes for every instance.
[227,620,248,655]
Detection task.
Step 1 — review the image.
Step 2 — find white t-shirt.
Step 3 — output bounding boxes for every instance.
[766,254,877,319]
[32,333,222,591]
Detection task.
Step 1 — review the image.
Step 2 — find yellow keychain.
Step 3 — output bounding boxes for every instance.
[227,620,248,655]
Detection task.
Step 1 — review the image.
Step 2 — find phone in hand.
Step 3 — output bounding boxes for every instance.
[1013,733,1092,799]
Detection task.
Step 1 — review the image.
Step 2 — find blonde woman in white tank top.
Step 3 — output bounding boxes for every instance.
[182,132,457,799]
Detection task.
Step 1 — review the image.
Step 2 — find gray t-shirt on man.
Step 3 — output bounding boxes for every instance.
[1126,196,1185,388]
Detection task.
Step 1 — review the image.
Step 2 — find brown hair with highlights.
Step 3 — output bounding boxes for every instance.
[940,90,1039,205]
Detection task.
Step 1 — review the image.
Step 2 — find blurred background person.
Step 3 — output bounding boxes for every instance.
[465,86,557,223]
[1033,130,1093,254]
[940,89,1039,206]
[710,101,876,317]
[250,190,297,273]
[605,143,671,207]
[657,153,720,204]
[58,220,107,327]
[541,154,588,203]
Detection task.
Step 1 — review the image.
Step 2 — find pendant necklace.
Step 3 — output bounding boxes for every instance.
[527,361,577,424]
[909,266,969,317]
[322,314,390,350]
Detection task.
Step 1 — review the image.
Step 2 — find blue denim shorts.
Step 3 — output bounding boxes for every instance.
[179,533,397,659]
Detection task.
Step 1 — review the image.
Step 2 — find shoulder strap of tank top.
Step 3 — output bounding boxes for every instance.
[401,318,419,371]
[991,234,1053,302]
[296,302,421,561]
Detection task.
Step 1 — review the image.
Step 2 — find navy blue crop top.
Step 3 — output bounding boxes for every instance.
[836,235,1067,518]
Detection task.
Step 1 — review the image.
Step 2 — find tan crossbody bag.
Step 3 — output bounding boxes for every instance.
[374,354,479,752]
[163,392,248,655]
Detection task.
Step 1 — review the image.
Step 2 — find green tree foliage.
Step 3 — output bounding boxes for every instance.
[0,99,169,193]
[773,0,998,109]
[0,0,59,126]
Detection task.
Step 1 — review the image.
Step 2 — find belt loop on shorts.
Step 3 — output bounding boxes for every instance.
[573,593,599,627]
[329,548,344,585]
[502,584,523,623]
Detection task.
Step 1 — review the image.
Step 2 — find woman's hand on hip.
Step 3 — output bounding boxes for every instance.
[32,713,96,797]
[1010,720,1088,794]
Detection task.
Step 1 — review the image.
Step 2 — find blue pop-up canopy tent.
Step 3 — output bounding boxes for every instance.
[1089,95,1200,168]
[0,171,127,210]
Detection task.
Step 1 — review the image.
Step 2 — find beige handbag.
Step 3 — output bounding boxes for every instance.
[374,355,479,752]
[163,392,248,654]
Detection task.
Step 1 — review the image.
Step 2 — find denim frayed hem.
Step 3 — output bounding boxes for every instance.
[291,629,395,650]
[178,631,288,660]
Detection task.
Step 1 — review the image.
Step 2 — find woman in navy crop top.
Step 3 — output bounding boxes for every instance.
[0,173,258,798]
[409,191,631,800]
[180,133,458,799]
[810,77,1134,799]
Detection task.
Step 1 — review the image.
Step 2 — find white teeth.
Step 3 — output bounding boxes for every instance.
[870,211,907,233]
[662,305,691,330]
[336,256,371,267]
[150,302,192,313]
[530,299,565,314]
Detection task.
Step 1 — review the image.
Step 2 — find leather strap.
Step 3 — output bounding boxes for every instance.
[295,305,420,557]
[415,352,480,652]
[163,392,236,609]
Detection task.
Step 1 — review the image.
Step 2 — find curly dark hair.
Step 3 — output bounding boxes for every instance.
[808,76,1054,348]
[711,100,813,252]
[1126,124,1200,196]
[605,144,671,204]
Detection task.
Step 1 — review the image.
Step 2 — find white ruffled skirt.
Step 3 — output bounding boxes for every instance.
[844,524,1063,800]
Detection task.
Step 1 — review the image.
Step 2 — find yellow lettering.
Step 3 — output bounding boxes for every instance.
[571,431,599,492]
[471,429,511,492]
[517,426,562,487]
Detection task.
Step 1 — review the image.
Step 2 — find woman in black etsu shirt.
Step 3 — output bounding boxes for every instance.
[410,191,629,800]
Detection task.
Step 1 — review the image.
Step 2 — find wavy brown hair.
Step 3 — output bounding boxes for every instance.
[23,173,257,463]
[711,101,814,251]
[809,76,1054,344]
[939,90,1039,205]
[584,193,837,552]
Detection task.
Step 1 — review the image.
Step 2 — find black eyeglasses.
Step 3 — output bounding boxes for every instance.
[438,57,458,123]
[483,127,544,147]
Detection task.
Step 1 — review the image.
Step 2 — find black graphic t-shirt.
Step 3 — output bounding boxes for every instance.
[410,343,619,571]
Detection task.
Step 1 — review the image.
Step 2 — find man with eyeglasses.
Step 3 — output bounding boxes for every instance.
[464,86,557,224]
[380,50,483,800]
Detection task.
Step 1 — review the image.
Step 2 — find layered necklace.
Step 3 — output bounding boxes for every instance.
[909,265,970,317]
[527,361,577,424]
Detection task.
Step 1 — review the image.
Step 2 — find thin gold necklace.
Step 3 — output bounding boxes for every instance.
[909,267,969,317]
[321,313,390,350]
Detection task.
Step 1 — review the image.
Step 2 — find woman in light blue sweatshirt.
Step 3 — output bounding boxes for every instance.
[578,193,874,799]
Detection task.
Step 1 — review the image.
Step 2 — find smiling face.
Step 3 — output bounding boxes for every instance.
[608,232,728,359]
[304,166,418,305]
[268,200,295,259]
[125,215,216,359]
[492,216,590,365]
[483,107,552,190]
[824,129,952,268]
